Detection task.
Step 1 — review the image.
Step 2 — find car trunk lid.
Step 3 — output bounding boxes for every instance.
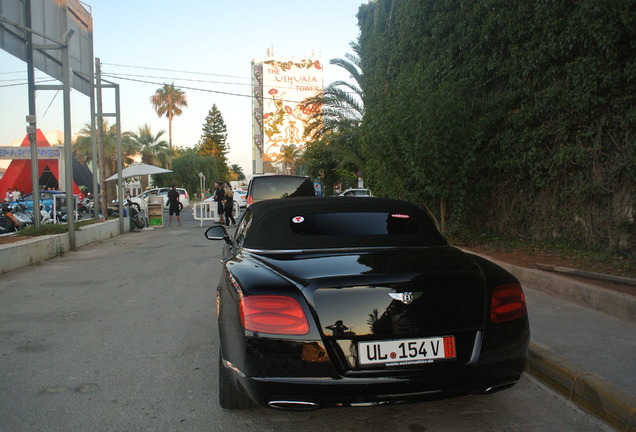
[259,246,486,371]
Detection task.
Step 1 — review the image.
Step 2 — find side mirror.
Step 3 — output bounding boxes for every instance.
[205,224,231,244]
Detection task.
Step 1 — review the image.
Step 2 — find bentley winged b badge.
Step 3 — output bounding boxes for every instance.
[389,292,415,304]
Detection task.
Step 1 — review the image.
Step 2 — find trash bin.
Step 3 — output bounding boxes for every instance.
[147,196,163,227]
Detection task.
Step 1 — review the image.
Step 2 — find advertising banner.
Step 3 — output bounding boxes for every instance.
[260,58,323,166]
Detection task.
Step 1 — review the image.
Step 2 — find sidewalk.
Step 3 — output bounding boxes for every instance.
[482,255,636,432]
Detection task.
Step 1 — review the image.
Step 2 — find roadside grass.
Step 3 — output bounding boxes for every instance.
[18,219,97,237]
[447,227,636,278]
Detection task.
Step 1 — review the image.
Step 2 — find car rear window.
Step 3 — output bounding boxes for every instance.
[249,176,315,204]
[242,200,447,251]
[290,212,419,236]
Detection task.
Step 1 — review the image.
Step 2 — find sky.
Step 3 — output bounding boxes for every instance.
[0,0,368,177]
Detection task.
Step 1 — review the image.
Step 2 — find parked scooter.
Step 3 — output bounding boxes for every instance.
[40,204,54,224]
[0,202,33,233]
[124,199,145,231]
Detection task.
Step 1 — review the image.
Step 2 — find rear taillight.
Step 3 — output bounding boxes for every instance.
[247,195,253,206]
[240,295,309,335]
[490,283,527,323]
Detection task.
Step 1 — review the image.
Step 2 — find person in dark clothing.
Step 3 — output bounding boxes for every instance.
[223,185,236,226]
[213,182,225,225]
[167,184,181,226]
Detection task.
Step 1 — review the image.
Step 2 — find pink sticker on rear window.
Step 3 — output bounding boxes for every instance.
[390,214,410,219]
[292,216,305,223]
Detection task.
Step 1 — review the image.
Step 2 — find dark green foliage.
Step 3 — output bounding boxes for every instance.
[159,148,222,195]
[358,0,635,250]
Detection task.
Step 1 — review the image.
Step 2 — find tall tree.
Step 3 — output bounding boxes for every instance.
[124,124,170,190]
[150,83,188,150]
[197,104,230,180]
[197,104,229,159]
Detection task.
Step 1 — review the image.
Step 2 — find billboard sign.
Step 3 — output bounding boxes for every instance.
[0,0,93,96]
[255,57,323,170]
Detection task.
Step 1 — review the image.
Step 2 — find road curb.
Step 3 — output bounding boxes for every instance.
[527,342,636,431]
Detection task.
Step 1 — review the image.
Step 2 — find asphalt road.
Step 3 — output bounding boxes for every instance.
[0,210,613,431]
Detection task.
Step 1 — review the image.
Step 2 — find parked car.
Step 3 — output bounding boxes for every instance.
[14,190,68,212]
[205,196,529,410]
[246,174,315,206]
[205,189,247,208]
[234,189,248,208]
[339,188,372,197]
[130,187,190,210]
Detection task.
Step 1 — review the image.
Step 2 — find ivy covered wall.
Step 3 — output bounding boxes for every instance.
[357,0,635,250]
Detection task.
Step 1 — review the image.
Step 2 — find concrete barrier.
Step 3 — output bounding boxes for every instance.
[0,219,120,274]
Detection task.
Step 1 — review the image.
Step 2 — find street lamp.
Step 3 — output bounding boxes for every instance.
[198,172,204,200]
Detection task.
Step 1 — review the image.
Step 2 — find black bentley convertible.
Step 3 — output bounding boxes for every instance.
[205,197,529,410]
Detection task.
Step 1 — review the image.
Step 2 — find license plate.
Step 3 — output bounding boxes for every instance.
[358,336,456,366]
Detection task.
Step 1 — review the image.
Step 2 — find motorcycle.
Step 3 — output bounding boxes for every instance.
[40,205,54,224]
[0,202,34,233]
[125,199,146,231]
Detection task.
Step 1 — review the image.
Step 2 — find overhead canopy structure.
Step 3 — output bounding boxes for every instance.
[105,162,172,181]
[0,129,82,195]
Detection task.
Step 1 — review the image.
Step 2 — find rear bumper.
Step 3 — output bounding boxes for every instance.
[225,356,527,409]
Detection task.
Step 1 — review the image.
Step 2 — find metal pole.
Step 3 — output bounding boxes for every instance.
[61,0,75,250]
[95,58,107,221]
[25,0,40,229]
[115,84,124,234]
[88,17,99,223]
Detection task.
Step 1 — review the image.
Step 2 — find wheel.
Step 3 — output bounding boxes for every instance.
[178,202,183,211]
[134,215,145,228]
[0,216,15,234]
[219,354,254,409]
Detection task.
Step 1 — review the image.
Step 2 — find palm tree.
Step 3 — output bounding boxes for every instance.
[149,83,188,150]
[300,41,365,171]
[124,124,170,190]
[276,144,304,174]
[229,164,245,181]
[301,41,364,142]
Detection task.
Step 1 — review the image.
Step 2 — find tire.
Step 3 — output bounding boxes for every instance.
[134,215,145,229]
[218,354,254,409]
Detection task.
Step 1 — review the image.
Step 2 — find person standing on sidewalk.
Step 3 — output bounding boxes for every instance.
[223,185,236,227]
[167,184,181,227]
[213,182,225,225]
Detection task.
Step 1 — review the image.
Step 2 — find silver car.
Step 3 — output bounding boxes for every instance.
[131,187,190,210]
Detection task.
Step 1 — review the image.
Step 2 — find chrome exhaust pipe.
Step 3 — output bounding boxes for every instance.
[268,400,320,411]
[483,380,517,394]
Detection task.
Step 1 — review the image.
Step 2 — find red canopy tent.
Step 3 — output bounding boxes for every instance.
[0,130,81,196]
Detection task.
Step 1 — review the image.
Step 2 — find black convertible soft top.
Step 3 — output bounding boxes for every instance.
[241,196,447,251]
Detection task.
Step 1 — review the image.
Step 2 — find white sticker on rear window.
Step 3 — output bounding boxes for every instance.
[292,216,305,223]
